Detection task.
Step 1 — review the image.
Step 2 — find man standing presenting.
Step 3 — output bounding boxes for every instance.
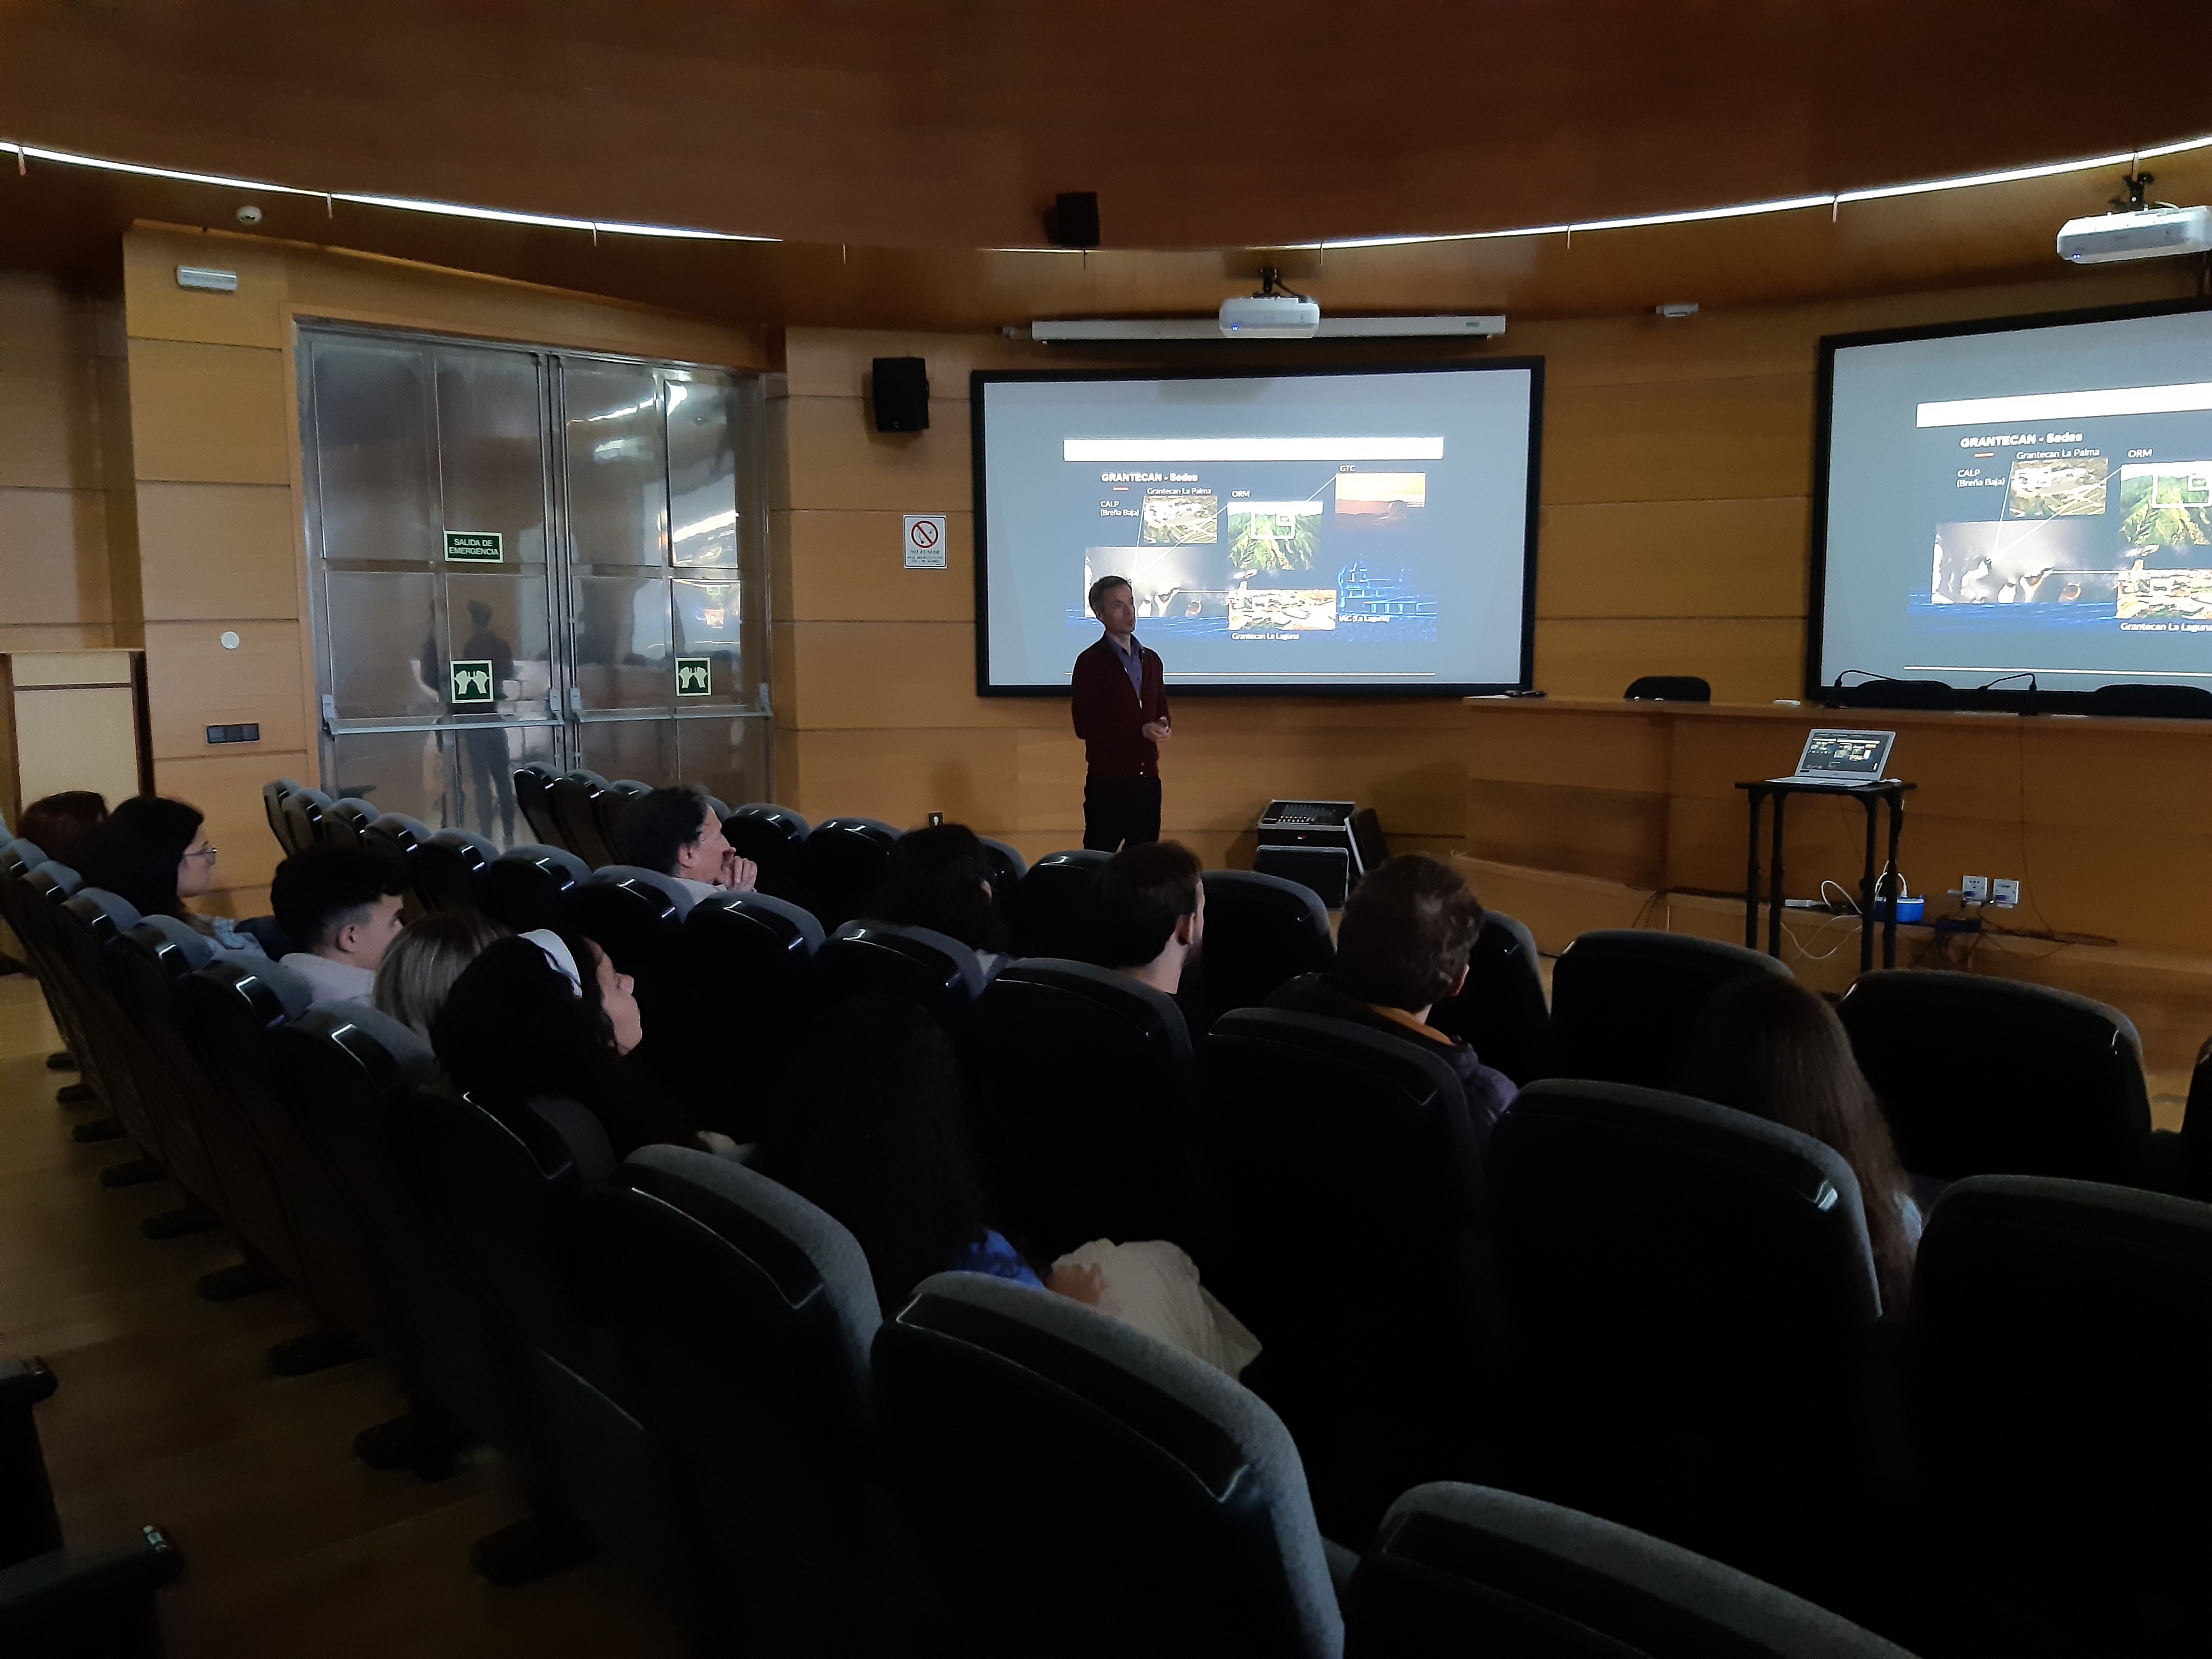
[1071,574,1173,852]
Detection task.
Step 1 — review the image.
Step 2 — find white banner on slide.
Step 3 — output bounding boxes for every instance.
[1916,382,2212,427]
[1062,436,1445,462]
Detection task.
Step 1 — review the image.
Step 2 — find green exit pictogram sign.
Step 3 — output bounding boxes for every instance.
[675,656,713,697]
[444,530,504,563]
[450,660,496,704]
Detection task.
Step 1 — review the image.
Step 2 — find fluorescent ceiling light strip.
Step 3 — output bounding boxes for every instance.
[1917,382,2212,427]
[1064,437,1444,462]
[2,140,774,241]
[1835,150,2138,204]
[1567,192,1834,233]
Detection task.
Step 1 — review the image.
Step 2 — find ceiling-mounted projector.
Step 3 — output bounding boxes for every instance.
[2057,172,2212,264]
[1220,267,1320,337]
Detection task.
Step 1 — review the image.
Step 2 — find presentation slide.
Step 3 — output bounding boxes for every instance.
[974,365,1540,693]
[1819,303,2212,694]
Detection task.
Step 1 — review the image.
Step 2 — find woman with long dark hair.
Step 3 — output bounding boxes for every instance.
[1677,974,1920,1312]
[84,795,265,960]
[865,822,1011,968]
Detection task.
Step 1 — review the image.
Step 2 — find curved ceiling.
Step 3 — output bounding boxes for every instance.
[9,0,2212,252]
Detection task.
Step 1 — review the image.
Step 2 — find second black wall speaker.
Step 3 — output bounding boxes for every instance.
[871,356,929,433]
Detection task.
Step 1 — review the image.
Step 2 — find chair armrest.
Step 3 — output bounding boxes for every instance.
[1322,1536,1360,1603]
[0,1359,56,1414]
[0,1526,181,1651]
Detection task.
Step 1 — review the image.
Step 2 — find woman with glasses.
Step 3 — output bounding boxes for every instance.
[84,796,268,961]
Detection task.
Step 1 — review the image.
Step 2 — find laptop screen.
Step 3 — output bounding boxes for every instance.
[1797,729,1894,780]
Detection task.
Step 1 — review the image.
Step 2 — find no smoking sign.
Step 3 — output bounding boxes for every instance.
[902,513,948,569]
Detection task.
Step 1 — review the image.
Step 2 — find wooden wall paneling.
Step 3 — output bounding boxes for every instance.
[1539,373,1815,505]
[154,749,308,893]
[125,338,290,485]
[96,348,144,648]
[781,509,975,622]
[0,489,110,624]
[783,726,1027,830]
[122,229,289,349]
[141,620,307,758]
[1534,616,1803,701]
[781,327,1116,400]
[781,622,1039,730]
[783,396,972,514]
[1537,497,1809,619]
[1467,706,1671,792]
[135,483,301,621]
[0,349,102,490]
[1470,780,1670,890]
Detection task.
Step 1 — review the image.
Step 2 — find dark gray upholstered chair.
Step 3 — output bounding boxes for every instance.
[1623,674,1712,702]
[323,796,380,849]
[1909,1175,2212,1656]
[1200,869,1335,1013]
[1346,1483,1914,1658]
[551,771,621,868]
[1491,1079,1884,1606]
[594,1146,897,1652]
[1426,909,1550,1086]
[565,866,693,1014]
[261,777,299,853]
[1203,1007,1503,1546]
[874,1271,1346,1659]
[590,780,652,867]
[477,843,589,934]
[278,785,334,856]
[1013,848,1109,961]
[798,816,901,931]
[677,893,823,1132]
[1548,928,1790,1089]
[817,920,986,1037]
[418,828,496,914]
[1838,970,2151,1184]
[721,804,812,905]
[513,762,566,850]
[975,959,1213,1263]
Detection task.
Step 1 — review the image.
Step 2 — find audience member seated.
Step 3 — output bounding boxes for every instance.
[752,993,1257,1374]
[1266,853,1517,1149]
[863,822,1012,974]
[433,927,733,1160]
[84,794,266,960]
[1093,838,1213,1037]
[372,909,510,1039]
[1676,974,1921,1312]
[17,790,107,871]
[620,785,758,903]
[270,844,407,1004]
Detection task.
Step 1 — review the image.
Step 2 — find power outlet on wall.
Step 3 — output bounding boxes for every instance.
[1960,874,1990,902]
[1991,878,2021,909]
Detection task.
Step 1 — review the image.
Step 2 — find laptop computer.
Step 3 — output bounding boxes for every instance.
[1771,728,1896,785]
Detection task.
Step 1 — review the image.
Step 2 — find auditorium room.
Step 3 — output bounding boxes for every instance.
[6,4,2212,1655]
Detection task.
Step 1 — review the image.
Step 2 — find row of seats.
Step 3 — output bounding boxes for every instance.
[0,828,1929,1656]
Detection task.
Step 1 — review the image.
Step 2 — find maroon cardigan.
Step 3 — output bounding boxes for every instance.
[1070,635,1171,778]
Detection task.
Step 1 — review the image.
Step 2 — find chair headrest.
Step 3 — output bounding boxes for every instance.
[504,843,591,881]
[3,837,46,870]
[307,998,442,1087]
[68,886,144,930]
[830,919,986,998]
[589,864,697,918]
[28,862,83,898]
[227,954,316,1021]
[1203,869,1330,929]
[1842,968,2142,1056]
[690,890,826,952]
[131,914,216,969]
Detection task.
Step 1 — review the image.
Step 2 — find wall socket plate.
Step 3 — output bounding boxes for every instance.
[1991,878,2021,909]
[1961,874,1990,902]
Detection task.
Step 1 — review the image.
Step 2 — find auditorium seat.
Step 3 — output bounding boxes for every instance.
[816,921,986,1045]
[322,796,381,849]
[720,804,811,904]
[1346,1483,1913,1658]
[1910,1175,2212,1656]
[678,893,823,1131]
[1549,929,1789,1088]
[14,864,101,1119]
[549,772,623,868]
[175,959,374,1376]
[1623,674,1713,702]
[1200,870,1334,1013]
[589,780,651,867]
[2182,1046,2212,1200]
[593,1146,900,1651]
[872,1272,1346,1659]
[564,866,693,1023]
[1491,1079,1886,1606]
[278,785,335,856]
[513,762,566,850]
[974,960,1214,1262]
[1202,1007,1504,1545]
[261,777,300,852]
[362,812,434,919]
[1838,970,2151,1185]
[797,816,901,930]
[1425,909,1550,1085]
[271,1006,529,1481]
[0,1357,181,1658]
[1013,848,1108,961]
[477,843,589,934]
[418,828,497,914]
[397,1082,684,1590]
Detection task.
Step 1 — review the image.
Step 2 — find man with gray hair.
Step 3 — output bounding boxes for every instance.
[1070,573,1174,851]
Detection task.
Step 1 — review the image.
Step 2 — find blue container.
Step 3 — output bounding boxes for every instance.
[1876,894,1925,924]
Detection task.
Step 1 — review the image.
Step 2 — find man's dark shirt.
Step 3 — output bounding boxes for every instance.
[1071,634,1171,779]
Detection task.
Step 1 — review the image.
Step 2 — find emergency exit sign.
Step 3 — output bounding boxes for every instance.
[445,530,503,564]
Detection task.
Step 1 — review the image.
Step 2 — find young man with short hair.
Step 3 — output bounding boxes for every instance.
[1071,574,1172,852]
[1093,838,1213,1036]
[269,844,408,1004]
[1265,853,1517,1144]
[619,785,757,902]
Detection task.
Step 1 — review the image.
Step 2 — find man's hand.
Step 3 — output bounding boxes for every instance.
[720,849,760,893]
[1141,719,1173,742]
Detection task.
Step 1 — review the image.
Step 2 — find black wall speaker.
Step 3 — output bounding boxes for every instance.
[1046,191,1101,250]
[871,356,929,433]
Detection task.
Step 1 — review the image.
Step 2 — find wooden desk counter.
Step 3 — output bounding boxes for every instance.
[1461,697,2212,960]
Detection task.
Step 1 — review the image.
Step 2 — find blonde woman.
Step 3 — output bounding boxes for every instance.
[372,910,510,1040]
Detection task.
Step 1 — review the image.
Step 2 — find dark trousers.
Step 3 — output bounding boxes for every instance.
[1083,774,1162,852]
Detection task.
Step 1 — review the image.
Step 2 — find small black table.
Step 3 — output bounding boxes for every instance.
[1735,778,1915,974]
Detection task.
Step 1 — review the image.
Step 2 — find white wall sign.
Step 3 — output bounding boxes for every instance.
[902,513,948,569]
